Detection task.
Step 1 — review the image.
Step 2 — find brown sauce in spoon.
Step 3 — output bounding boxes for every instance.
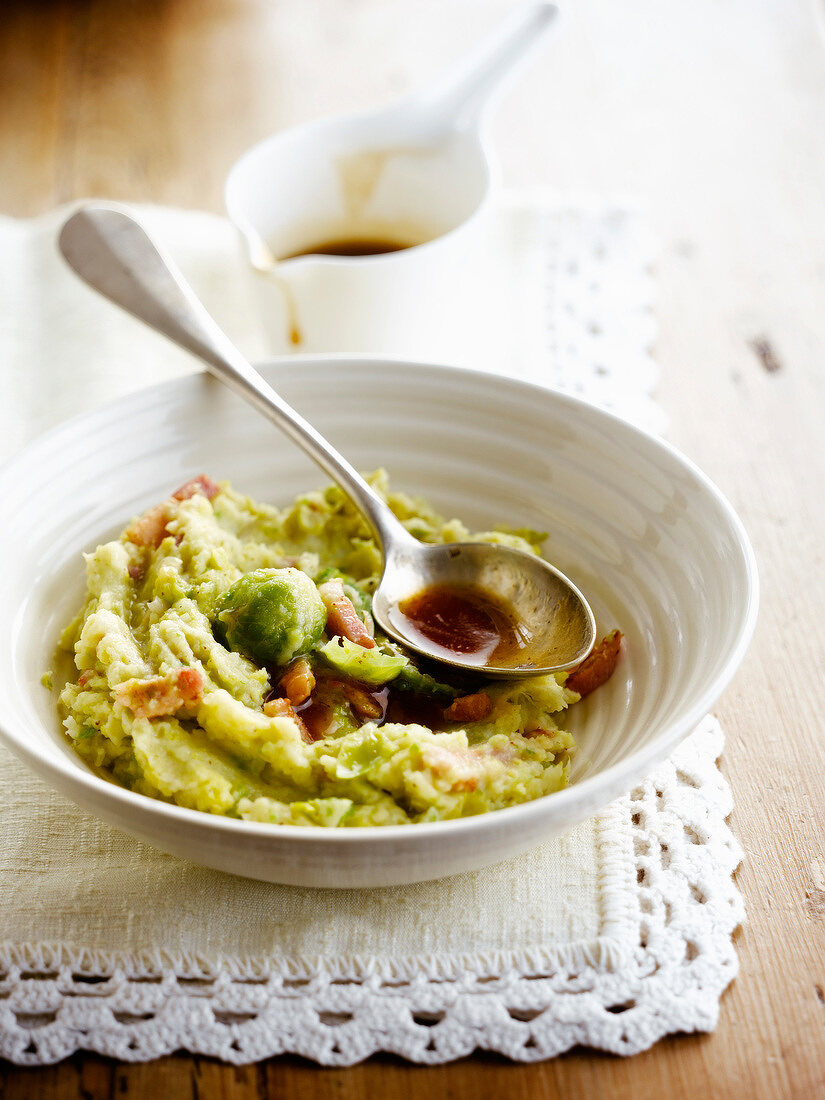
[395,583,530,665]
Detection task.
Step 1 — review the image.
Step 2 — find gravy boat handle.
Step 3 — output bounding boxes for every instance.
[410,1,558,133]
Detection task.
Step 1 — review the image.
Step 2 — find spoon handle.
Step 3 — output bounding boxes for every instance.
[415,2,557,131]
[58,205,410,552]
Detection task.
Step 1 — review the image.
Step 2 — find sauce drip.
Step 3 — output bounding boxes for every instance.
[395,583,529,665]
[283,237,414,259]
[294,694,332,741]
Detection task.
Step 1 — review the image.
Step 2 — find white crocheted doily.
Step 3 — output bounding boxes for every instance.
[0,200,741,1065]
[0,719,742,1065]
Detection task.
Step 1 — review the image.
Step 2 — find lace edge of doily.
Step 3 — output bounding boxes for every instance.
[0,934,626,987]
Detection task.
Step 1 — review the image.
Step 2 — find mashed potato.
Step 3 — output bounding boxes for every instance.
[56,473,589,827]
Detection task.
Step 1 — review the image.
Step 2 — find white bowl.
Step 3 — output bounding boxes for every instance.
[0,360,757,887]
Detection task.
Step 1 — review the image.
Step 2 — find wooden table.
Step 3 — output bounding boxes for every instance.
[2,0,824,1095]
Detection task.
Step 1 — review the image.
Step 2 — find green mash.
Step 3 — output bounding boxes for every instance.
[56,473,580,827]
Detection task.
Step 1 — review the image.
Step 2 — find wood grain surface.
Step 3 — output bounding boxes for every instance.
[2,0,825,1095]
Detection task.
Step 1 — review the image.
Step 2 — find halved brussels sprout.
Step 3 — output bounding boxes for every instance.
[318,636,406,685]
[392,662,459,701]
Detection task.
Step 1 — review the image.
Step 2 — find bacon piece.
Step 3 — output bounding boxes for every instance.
[171,474,220,502]
[279,657,315,707]
[128,562,146,582]
[263,696,312,742]
[124,504,171,549]
[444,691,493,723]
[125,476,219,549]
[263,697,291,718]
[566,630,624,698]
[421,744,482,791]
[341,682,384,720]
[77,670,94,688]
[115,667,204,718]
[318,579,375,649]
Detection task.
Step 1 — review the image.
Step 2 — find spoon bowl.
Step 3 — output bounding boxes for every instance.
[58,204,596,677]
[374,539,595,676]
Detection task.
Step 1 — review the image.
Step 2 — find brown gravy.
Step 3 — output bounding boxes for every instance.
[283,237,414,259]
[396,583,529,664]
[292,675,451,738]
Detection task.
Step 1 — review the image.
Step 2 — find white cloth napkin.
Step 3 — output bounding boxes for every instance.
[0,199,740,1066]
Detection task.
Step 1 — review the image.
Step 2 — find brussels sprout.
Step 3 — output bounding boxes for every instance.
[215,568,326,666]
[392,662,459,701]
[374,637,459,700]
[318,636,406,685]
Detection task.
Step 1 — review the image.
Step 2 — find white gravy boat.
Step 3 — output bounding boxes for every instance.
[225,2,558,360]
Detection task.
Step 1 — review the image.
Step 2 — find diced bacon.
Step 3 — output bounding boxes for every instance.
[175,668,203,700]
[128,562,146,582]
[279,657,315,707]
[262,696,312,742]
[171,474,220,502]
[263,697,291,718]
[114,667,204,719]
[421,744,482,791]
[125,476,219,549]
[77,670,94,688]
[341,682,384,720]
[566,630,624,698]
[444,691,493,723]
[318,578,375,649]
[124,504,171,549]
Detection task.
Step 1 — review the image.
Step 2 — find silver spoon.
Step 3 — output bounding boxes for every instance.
[58,205,596,677]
